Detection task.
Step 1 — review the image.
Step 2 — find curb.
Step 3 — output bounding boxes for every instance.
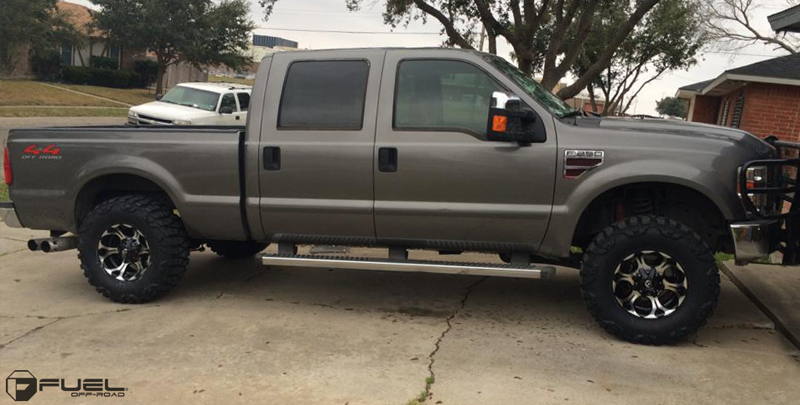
[719,262,800,350]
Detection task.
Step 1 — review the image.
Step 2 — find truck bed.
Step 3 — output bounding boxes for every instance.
[6,125,249,240]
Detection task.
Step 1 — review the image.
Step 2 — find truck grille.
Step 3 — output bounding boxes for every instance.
[137,114,172,125]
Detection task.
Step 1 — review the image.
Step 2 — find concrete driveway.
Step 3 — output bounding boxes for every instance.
[1,222,799,405]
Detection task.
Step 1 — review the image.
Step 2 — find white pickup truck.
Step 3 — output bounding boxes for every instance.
[127,82,252,126]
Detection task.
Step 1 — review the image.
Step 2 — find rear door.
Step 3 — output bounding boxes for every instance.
[373,50,557,251]
[257,50,385,242]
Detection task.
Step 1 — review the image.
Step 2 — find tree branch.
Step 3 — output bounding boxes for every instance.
[412,0,474,49]
[556,0,661,100]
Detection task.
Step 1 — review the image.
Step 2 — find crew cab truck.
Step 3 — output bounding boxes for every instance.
[2,48,798,345]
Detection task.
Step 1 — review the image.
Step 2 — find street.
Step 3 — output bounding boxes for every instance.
[1,222,799,405]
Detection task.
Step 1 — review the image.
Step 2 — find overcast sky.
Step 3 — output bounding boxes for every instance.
[76,0,795,115]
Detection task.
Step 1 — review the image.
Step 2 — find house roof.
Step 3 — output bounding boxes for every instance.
[725,52,800,81]
[675,53,800,99]
[678,79,714,92]
[769,4,800,33]
[56,1,95,36]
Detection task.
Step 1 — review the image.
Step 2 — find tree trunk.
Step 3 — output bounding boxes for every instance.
[155,59,166,96]
[587,82,598,113]
[488,32,497,55]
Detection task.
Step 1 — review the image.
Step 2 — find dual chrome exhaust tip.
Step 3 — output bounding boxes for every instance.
[27,236,77,253]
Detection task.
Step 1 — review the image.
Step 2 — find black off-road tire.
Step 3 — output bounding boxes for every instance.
[77,195,190,303]
[580,215,720,345]
[207,240,268,259]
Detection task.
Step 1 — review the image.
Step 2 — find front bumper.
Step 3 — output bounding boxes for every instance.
[729,220,779,264]
[0,201,22,228]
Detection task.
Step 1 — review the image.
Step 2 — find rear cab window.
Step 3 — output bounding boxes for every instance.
[278,60,370,130]
[237,93,251,111]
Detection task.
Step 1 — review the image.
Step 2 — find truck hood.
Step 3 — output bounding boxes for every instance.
[595,117,774,156]
[129,101,215,121]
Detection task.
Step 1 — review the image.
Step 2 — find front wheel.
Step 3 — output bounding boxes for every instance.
[579,215,719,345]
[77,195,190,303]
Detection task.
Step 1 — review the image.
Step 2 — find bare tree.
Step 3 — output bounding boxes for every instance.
[699,0,798,53]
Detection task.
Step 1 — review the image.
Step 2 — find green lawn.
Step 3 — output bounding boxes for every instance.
[54,83,155,106]
[0,107,128,117]
[0,183,8,202]
[0,80,118,107]
[208,75,254,86]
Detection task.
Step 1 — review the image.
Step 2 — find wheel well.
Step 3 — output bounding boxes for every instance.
[74,174,175,228]
[572,183,732,253]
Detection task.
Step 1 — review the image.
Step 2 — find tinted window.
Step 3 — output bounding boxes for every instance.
[279,60,369,129]
[237,92,250,111]
[220,93,237,112]
[394,60,503,136]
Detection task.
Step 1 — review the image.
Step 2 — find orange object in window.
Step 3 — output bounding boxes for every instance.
[492,115,507,132]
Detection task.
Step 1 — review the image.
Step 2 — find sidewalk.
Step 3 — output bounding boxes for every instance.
[722,261,800,349]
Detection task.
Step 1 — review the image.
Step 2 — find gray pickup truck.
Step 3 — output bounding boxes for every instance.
[2,48,798,344]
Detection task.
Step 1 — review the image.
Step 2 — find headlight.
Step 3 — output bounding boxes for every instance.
[127,110,138,118]
[172,119,192,125]
[738,166,769,213]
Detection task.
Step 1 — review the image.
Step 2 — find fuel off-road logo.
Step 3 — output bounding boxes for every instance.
[6,370,127,401]
[21,144,62,160]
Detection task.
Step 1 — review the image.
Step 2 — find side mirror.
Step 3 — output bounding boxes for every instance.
[220,106,234,114]
[155,93,163,101]
[487,91,538,143]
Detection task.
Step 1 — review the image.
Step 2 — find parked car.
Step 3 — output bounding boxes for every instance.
[2,48,798,345]
[127,82,252,126]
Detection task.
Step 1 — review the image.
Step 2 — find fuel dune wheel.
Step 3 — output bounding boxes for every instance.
[77,195,190,303]
[580,215,720,345]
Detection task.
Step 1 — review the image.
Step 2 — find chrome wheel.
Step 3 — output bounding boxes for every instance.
[97,223,151,282]
[612,250,688,319]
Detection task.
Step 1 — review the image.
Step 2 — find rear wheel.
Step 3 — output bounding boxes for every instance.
[77,195,190,303]
[207,240,268,259]
[580,215,719,345]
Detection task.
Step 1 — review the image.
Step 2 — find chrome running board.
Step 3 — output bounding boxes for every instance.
[260,254,556,279]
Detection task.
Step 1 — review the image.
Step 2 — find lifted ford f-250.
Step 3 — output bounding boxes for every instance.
[2,48,798,345]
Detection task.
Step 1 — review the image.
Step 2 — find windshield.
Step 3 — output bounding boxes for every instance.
[160,86,219,111]
[483,54,576,117]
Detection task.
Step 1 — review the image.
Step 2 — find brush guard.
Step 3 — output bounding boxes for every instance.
[738,137,799,265]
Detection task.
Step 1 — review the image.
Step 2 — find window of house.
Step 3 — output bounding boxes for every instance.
[394,59,504,137]
[109,46,121,69]
[278,60,369,129]
[731,93,744,128]
[220,93,237,112]
[237,93,250,111]
[61,43,73,67]
[719,99,730,126]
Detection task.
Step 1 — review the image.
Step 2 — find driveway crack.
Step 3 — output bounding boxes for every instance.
[0,318,62,349]
[419,276,486,403]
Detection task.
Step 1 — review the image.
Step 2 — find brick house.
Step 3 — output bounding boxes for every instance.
[3,1,147,77]
[675,53,800,143]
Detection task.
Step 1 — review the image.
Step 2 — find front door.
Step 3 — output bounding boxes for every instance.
[218,92,242,125]
[257,50,385,242]
[373,51,557,251]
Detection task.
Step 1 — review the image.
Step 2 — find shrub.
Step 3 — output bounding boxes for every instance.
[133,60,158,88]
[30,50,62,81]
[62,66,92,84]
[90,55,119,70]
[62,66,140,88]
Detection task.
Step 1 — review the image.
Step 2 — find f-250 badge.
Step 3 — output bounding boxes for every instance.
[22,144,62,160]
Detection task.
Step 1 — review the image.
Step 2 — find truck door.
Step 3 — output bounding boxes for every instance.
[257,50,385,242]
[218,92,241,125]
[373,51,557,251]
